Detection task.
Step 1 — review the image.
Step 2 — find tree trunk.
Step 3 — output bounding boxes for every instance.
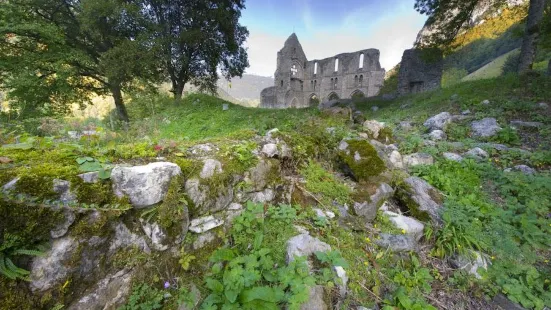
[173,82,184,101]
[518,0,546,73]
[109,84,130,124]
[548,58,551,75]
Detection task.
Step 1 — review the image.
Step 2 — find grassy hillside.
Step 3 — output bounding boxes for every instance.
[1,74,550,309]
[462,48,520,81]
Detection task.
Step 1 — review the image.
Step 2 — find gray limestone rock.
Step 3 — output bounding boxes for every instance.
[449,251,490,279]
[109,222,150,254]
[262,143,279,158]
[111,162,181,208]
[398,121,414,132]
[482,99,490,105]
[286,233,331,263]
[504,165,536,175]
[376,233,417,252]
[397,177,443,225]
[443,152,463,162]
[300,285,328,310]
[537,102,549,109]
[53,179,77,205]
[423,112,452,131]
[428,129,447,141]
[403,153,434,168]
[192,231,217,250]
[78,171,99,183]
[184,178,233,215]
[363,120,386,139]
[471,118,501,138]
[383,211,425,241]
[510,120,543,129]
[353,183,394,222]
[250,188,275,203]
[140,220,169,251]
[30,237,78,292]
[68,269,134,310]
[200,159,222,179]
[189,215,224,234]
[388,151,404,169]
[248,160,278,191]
[492,294,527,310]
[465,147,489,159]
[50,208,76,239]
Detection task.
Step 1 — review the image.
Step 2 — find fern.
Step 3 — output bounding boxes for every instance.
[0,234,43,281]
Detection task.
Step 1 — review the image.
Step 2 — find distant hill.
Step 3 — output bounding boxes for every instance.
[217,74,274,107]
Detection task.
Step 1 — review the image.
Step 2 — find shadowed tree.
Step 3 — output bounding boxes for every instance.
[414,0,549,74]
[141,0,249,101]
[0,0,158,122]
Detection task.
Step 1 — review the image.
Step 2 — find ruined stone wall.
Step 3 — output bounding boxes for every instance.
[260,34,386,109]
[397,49,443,96]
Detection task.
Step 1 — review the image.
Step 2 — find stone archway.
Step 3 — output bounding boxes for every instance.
[327,92,339,101]
[350,90,365,101]
[290,97,299,108]
[308,93,320,107]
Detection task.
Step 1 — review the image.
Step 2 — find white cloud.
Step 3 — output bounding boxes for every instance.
[244,8,426,76]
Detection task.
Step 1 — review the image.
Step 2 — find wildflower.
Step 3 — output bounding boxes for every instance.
[544,260,549,263]
[164,281,170,289]
[364,261,369,266]
[457,244,461,248]
[401,229,406,234]
[491,256,496,260]
[373,224,377,228]
[365,237,371,243]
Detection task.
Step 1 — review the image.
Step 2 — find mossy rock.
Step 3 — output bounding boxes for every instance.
[338,140,386,182]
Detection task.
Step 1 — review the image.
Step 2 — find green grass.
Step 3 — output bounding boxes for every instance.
[462,49,519,82]
[124,93,330,141]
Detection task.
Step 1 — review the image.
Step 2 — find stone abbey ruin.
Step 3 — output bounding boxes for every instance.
[260,33,386,108]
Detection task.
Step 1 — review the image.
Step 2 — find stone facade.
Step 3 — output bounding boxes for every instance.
[260,33,386,109]
[397,49,443,96]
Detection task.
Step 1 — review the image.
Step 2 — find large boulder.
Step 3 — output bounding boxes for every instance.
[247,159,280,192]
[442,152,463,162]
[111,162,181,208]
[395,177,444,225]
[353,183,394,222]
[337,139,386,182]
[184,178,233,215]
[471,118,501,138]
[428,130,447,141]
[423,112,452,131]
[68,269,134,310]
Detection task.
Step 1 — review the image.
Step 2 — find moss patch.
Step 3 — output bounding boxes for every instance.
[338,140,386,182]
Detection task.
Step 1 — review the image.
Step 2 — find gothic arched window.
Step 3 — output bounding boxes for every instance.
[359,75,364,87]
[314,62,318,75]
[334,77,338,89]
[334,58,339,72]
[359,53,364,69]
[354,75,358,86]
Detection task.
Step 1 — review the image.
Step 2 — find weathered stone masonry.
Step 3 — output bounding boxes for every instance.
[397,48,443,96]
[260,33,386,109]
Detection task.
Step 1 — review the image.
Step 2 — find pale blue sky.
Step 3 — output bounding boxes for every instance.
[240,0,427,76]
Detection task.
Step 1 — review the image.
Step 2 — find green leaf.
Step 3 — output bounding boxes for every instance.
[240,286,283,303]
[2,143,33,150]
[224,288,240,303]
[98,168,111,180]
[205,278,224,293]
[76,157,88,165]
[79,161,102,172]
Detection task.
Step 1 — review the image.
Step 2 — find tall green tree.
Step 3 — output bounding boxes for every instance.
[414,0,549,74]
[0,0,158,122]
[142,0,249,100]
